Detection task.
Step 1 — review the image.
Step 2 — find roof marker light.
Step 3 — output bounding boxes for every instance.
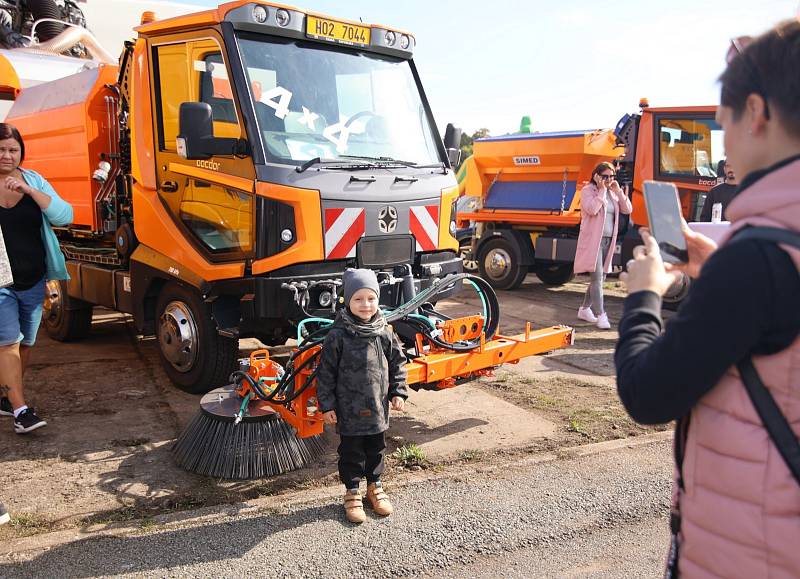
[252,5,268,23]
[276,9,290,27]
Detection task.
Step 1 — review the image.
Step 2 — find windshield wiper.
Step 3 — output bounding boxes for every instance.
[339,155,445,169]
[296,157,322,173]
[295,157,378,173]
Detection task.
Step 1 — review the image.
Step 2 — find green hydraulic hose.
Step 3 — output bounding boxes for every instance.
[296,317,334,343]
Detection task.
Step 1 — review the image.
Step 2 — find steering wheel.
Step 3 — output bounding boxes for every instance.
[344,110,379,130]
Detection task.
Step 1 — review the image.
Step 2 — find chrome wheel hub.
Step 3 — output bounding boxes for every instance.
[43,280,62,323]
[485,248,511,280]
[158,301,199,373]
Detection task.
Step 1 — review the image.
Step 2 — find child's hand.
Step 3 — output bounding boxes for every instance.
[323,410,337,424]
[390,397,405,412]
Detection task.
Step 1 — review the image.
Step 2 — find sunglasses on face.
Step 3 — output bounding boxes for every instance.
[599,174,615,180]
[725,35,771,120]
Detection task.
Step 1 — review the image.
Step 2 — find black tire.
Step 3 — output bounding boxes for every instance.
[155,282,238,394]
[535,263,575,286]
[477,237,528,290]
[42,280,93,341]
[459,240,478,272]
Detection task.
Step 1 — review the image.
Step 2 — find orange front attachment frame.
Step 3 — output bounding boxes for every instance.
[239,320,574,439]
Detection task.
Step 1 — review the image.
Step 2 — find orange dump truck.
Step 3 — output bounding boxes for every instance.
[458,103,723,303]
[4,1,576,395]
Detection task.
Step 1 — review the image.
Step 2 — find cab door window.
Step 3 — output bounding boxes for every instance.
[657,118,724,179]
[154,39,242,152]
[180,179,253,255]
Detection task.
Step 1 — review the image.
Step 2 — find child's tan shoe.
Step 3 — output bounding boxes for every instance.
[343,491,366,524]
[366,483,393,516]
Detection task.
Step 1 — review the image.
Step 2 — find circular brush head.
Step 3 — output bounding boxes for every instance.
[172,387,325,479]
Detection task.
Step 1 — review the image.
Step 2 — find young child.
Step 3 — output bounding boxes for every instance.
[316,268,408,524]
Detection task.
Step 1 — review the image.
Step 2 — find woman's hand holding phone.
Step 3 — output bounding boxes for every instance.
[663,219,718,279]
[620,230,683,295]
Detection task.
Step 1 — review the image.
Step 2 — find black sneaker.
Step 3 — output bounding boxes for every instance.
[0,502,9,526]
[14,408,47,434]
[0,397,13,417]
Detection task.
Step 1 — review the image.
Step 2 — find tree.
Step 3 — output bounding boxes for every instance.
[457,128,490,171]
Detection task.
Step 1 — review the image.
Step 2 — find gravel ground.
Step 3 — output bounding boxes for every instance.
[0,438,673,578]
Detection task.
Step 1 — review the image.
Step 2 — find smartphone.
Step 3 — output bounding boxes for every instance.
[642,181,689,263]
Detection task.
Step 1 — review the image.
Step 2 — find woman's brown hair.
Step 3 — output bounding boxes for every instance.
[590,161,615,184]
[0,123,25,162]
[719,18,800,137]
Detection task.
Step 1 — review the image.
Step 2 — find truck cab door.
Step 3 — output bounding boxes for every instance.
[150,32,256,266]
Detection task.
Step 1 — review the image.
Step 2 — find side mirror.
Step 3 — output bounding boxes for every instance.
[447,147,461,167]
[443,123,462,168]
[443,123,462,150]
[176,102,249,160]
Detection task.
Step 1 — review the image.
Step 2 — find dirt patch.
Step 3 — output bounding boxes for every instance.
[478,369,668,444]
[0,274,661,541]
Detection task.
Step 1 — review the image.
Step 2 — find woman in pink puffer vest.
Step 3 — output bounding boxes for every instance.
[616,19,800,579]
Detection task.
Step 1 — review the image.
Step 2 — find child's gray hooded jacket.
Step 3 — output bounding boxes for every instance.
[316,310,408,436]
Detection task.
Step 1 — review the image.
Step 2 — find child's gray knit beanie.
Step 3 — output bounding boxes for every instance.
[342,268,380,305]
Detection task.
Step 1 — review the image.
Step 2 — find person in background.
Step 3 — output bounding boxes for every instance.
[615,19,800,578]
[0,123,73,434]
[574,161,633,329]
[699,158,738,221]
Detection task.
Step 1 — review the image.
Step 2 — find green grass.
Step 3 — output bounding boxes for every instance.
[458,449,484,462]
[392,443,426,467]
[566,417,587,435]
[9,513,53,534]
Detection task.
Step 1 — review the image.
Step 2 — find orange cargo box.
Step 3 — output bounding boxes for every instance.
[7,63,119,232]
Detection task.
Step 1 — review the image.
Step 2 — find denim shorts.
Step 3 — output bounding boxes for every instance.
[0,277,46,347]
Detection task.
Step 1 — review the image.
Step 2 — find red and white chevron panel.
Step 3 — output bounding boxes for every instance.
[409,205,439,252]
[325,207,365,259]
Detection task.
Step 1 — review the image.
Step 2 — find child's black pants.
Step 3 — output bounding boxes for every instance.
[338,432,386,489]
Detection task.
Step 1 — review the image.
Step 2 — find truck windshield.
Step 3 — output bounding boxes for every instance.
[236,34,441,167]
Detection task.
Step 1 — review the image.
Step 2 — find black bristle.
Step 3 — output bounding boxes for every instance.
[172,387,325,479]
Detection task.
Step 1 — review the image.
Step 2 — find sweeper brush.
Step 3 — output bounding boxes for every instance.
[172,388,325,479]
[172,273,574,480]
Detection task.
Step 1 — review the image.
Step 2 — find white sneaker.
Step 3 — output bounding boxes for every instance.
[577,307,598,323]
[596,313,611,330]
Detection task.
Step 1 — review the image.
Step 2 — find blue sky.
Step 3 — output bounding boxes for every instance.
[98,1,800,136]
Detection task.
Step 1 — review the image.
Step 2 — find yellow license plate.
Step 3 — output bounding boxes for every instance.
[306,16,370,47]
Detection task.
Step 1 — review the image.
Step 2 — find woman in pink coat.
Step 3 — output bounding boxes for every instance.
[573,162,632,329]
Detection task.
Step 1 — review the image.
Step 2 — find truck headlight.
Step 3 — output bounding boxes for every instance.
[384,30,396,46]
[281,228,294,242]
[449,221,457,236]
[400,34,410,49]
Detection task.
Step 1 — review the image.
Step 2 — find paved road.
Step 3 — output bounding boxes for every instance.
[1,438,672,578]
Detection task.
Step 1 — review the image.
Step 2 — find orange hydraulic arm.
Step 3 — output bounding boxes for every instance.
[238,319,574,439]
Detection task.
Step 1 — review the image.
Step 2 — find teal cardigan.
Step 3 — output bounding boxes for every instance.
[20,168,73,281]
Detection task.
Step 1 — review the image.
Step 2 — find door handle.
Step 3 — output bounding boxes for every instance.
[160,180,179,192]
